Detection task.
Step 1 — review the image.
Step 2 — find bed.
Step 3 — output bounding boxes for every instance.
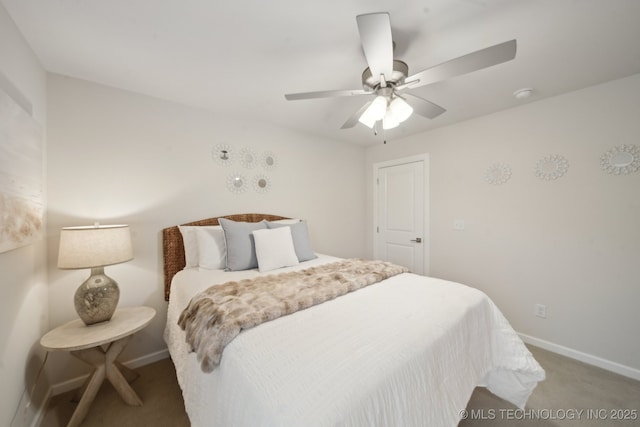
[163,213,545,427]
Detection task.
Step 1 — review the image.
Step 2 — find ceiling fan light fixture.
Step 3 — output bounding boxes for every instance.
[283,12,517,136]
[382,110,399,130]
[389,97,413,123]
[365,95,388,121]
[358,111,377,128]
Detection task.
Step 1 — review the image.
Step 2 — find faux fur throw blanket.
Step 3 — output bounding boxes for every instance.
[178,259,408,372]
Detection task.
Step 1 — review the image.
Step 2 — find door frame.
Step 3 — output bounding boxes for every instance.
[373,153,430,275]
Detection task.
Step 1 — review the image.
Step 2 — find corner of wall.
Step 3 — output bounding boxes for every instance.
[1,3,49,427]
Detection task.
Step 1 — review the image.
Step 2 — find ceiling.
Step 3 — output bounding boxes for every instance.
[3,0,640,146]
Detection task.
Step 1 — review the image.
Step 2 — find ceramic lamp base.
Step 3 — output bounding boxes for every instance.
[75,267,120,325]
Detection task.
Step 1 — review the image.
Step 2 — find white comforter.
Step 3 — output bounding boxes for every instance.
[164,255,544,427]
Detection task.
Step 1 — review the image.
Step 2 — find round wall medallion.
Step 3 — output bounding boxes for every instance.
[261,151,278,170]
[226,172,247,194]
[239,147,257,169]
[212,143,234,166]
[535,155,569,180]
[253,174,271,193]
[485,163,512,185]
[600,144,640,175]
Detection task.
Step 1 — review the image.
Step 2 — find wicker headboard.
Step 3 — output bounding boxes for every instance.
[162,213,289,301]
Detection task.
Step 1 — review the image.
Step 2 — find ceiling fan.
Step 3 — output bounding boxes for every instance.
[284,12,517,131]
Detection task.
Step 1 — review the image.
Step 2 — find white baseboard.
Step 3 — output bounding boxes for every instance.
[519,333,640,381]
[123,347,170,371]
[50,347,170,396]
[10,386,52,427]
[29,388,51,427]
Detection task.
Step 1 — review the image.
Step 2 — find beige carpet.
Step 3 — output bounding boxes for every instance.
[40,358,189,427]
[461,346,640,427]
[40,345,640,426]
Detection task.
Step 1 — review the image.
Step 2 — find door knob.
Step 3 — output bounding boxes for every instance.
[410,237,422,243]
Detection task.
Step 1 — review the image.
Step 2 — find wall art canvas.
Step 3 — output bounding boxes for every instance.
[0,89,44,253]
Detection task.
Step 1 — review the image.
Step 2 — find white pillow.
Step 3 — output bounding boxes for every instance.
[178,225,202,268]
[252,227,299,273]
[195,226,227,269]
[265,221,317,262]
[178,225,224,268]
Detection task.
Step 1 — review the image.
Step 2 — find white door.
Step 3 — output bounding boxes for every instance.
[375,159,426,274]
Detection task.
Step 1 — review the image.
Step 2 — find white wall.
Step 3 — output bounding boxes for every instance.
[365,73,640,376]
[0,4,49,427]
[45,74,366,386]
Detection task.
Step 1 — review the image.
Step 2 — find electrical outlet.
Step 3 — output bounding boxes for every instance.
[453,219,465,231]
[534,304,547,319]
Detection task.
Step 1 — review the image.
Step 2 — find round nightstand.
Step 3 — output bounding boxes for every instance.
[41,306,156,427]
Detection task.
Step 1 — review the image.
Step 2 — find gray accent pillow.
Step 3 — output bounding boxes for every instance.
[265,221,317,262]
[219,218,267,271]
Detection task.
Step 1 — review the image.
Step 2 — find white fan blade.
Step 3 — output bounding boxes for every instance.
[403,93,446,119]
[285,89,371,101]
[405,39,517,88]
[341,101,373,129]
[356,12,393,81]
[394,79,422,92]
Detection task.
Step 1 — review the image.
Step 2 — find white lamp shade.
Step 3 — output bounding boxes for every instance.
[358,111,377,128]
[58,225,133,269]
[363,95,388,121]
[389,97,413,123]
[382,111,400,130]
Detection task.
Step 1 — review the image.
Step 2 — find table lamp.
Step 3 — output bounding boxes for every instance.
[58,224,133,325]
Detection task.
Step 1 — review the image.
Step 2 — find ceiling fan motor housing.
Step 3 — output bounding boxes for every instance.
[361,60,408,91]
